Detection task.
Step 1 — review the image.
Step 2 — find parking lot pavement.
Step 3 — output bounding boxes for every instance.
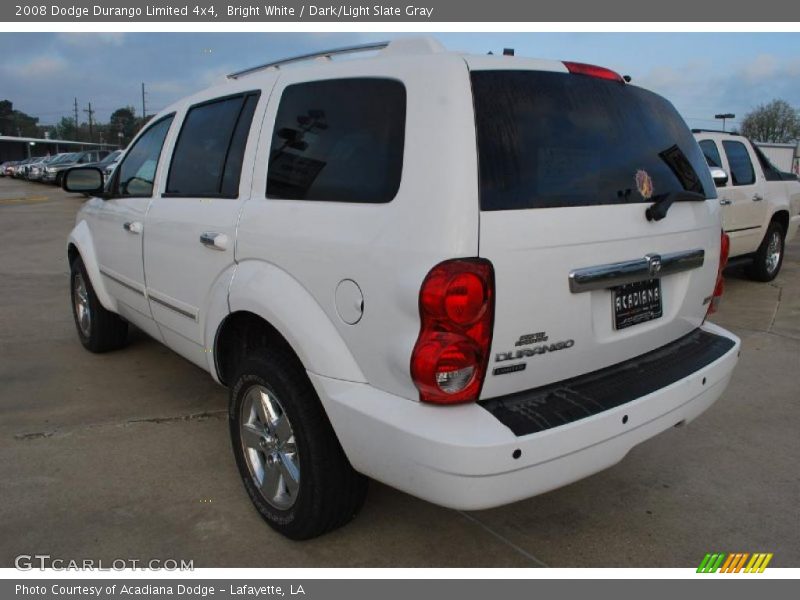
[1,176,798,568]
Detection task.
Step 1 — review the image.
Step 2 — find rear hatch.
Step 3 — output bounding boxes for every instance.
[469,62,722,399]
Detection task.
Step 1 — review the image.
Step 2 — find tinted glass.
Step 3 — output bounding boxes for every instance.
[699,140,722,168]
[267,78,406,203]
[751,143,785,182]
[116,115,174,197]
[722,140,755,186]
[99,150,122,165]
[166,93,259,197]
[221,94,260,197]
[471,71,715,211]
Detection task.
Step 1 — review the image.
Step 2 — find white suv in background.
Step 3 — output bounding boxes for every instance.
[64,38,740,539]
[694,131,800,281]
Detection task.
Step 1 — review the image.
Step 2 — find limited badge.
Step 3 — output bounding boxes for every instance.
[635,169,654,200]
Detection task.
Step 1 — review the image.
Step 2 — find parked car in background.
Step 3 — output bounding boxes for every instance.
[12,157,36,178]
[0,160,19,177]
[27,154,69,182]
[87,149,123,181]
[24,157,47,179]
[42,150,110,186]
[695,130,800,281]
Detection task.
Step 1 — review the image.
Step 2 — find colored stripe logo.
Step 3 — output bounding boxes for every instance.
[697,552,773,573]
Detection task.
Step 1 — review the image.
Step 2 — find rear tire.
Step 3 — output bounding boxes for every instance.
[229,348,367,540]
[749,221,785,282]
[70,257,128,352]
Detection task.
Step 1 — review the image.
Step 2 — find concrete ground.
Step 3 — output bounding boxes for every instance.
[1,176,798,568]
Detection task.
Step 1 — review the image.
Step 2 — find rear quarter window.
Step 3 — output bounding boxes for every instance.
[471,70,715,211]
[266,78,406,203]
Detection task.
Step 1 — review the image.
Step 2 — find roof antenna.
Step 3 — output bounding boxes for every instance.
[623,75,632,82]
[487,51,494,55]
[503,48,515,56]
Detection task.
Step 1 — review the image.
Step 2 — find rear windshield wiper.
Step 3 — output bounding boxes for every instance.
[645,190,706,222]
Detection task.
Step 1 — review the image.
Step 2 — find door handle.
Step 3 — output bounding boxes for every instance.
[123,221,143,234]
[719,199,732,206]
[200,232,229,251]
[752,194,764,202]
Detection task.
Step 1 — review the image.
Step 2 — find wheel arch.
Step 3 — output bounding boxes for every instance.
[213,260,366,386]
[771,209,790,237]
[67,221,117,313]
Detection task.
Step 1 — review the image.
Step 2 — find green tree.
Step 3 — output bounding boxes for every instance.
[0,100,13,136]
[741,99,800,143]
[0,99,41,137]
[108,106,138,146]
[54,116,78,140]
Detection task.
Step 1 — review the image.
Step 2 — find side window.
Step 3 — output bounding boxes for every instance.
[266,78,406,203]
[752,144,783,182]
[722,140,755,186]
[699,140,722,168]
[115,115,174,197]
[166,91,260,198]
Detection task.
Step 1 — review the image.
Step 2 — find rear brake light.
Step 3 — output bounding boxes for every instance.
[411,259,495,404]
[707,231,730,316]
[563,61,625,83]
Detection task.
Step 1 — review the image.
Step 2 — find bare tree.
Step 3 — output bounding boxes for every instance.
[740,99,800,143]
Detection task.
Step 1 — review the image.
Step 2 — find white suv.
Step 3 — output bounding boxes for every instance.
[64,38,740,539]
[694,131,800,281]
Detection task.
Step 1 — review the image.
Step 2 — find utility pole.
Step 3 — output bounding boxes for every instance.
[73,97,79,140]
[84,102,95,143]
[141,82,147,119]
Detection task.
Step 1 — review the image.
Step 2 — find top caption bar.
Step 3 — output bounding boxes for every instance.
[2,0,799,22]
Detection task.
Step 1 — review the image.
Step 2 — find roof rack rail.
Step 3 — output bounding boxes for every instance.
[691,128,741,136]
[228,41,390,79]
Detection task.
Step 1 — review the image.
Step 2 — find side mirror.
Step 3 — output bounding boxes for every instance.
[709,167,728,187]
[63,167,105,196]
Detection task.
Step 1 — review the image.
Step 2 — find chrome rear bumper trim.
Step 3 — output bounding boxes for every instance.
[569,248,705,293]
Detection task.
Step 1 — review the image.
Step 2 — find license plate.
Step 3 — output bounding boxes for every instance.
[612,279,663,330]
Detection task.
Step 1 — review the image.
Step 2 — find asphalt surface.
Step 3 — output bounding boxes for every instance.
[1,176,798,568]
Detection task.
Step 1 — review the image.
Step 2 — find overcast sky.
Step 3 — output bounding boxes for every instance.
[1,32,798,130]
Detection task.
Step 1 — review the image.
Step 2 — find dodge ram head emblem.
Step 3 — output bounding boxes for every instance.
[635,169,654,200]
[646,253,662,277]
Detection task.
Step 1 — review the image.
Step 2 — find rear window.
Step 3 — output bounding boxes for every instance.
[471,70,715,211]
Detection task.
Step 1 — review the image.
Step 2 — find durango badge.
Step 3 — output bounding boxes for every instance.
[635,169,654,200]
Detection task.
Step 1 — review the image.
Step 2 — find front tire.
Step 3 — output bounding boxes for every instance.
[70,257,128,352]
[229,349,367,540]
[749,221,785,282]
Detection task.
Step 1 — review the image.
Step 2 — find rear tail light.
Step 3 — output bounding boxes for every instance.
[563,61,625,83]
[707,231,730,316]
[411,259,495,404]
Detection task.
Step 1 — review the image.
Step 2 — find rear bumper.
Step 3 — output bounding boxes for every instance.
[311,322,740,510]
